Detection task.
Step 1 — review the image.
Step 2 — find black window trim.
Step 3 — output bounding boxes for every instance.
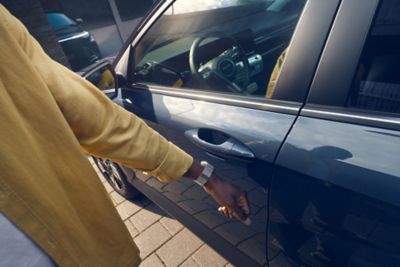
[120,0,341,105]
[271,0,341,102]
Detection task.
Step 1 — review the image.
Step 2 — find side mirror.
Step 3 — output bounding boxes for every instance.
[83,61,118,99]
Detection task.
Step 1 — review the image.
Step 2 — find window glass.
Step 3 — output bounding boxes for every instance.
[47,13,76,31]
[347,0,400,114]
[132,0,307,98]
[115,0,155,21]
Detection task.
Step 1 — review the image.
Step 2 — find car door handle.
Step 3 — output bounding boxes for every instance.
[185,129,255,160]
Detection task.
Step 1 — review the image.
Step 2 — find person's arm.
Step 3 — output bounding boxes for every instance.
[9,10,189,182]
[5,6,250,223]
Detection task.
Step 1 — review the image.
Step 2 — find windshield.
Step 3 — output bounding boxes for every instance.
[46,13,76,31]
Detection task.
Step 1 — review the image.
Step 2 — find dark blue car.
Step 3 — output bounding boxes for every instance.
[84,0,400,266]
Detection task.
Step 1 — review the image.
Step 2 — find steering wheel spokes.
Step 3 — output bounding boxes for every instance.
[198,66,212,80]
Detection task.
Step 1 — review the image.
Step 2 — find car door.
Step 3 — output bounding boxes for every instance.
[268,0,400,266]
[114,0,339,265]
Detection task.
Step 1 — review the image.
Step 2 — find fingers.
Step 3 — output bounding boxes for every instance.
[218,205,252,226]
[217,190,251,225]
[218,206,232,219]
[229,200,246,221]
[237,192,251,216]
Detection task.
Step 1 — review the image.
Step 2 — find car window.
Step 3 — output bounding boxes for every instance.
[46,13,76,31]
[164,0,274,14]
[132,0,307,99]
[347,0,400,115]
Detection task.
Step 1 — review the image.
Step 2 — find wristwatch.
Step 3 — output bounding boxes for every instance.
[194,161,214,187]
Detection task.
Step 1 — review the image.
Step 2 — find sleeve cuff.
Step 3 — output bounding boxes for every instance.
[148,142,193,183]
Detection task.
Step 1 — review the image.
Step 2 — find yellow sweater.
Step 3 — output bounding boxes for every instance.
[0,5,192,266]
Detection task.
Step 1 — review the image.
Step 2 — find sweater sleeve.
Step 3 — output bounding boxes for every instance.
[3,5,193,182]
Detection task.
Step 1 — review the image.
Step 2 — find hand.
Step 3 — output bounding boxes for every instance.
[203,175,251,225]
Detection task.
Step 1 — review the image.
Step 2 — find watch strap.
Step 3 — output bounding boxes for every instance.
[194,161,214,186]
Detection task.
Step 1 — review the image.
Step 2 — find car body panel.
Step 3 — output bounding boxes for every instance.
[269,116,400,267]
[121,86,299,265]
[267,0,400,266]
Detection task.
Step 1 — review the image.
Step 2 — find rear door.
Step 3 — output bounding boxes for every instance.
[117,0,339,265]
[268,0,400,266]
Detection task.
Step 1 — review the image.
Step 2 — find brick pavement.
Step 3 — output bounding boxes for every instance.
[90,158,233,267]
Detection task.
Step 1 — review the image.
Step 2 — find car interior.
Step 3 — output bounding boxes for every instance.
[348,0,400,114]
[131,0,307,99]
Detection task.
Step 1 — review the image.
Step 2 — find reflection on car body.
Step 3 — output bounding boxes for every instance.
[47,12,101,71]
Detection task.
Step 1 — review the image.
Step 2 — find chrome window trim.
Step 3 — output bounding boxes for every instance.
[58,31,90,43]
[301,105,400,131]
[124,84,301,115]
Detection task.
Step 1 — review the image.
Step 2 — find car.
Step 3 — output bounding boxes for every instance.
[83,0,400,266]
[47,12,101,71]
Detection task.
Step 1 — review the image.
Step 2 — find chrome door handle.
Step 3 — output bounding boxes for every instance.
[185,129,255,160]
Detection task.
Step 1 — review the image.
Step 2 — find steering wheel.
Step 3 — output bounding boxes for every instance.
[189,32,250,94]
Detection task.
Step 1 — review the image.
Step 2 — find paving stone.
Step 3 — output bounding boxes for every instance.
[146,177,165,192]
[178,199,212,214]
[134,222,171,258]
[249,218,267,233]
[202,196,219,209]
[95,169,106,183]
[179,177,196,186]
[116,200,143,220]
[255,207,267,219]
[182,184,206,200]
[110,191,125,205]
[97,163,231,267]
[139,253,165,267]
[157,229,203,266]
[160,217,184,235]
[214,221,255,245]
[162,191,187,203]
[194,210,227,229]
[192,245,228,267]
[231,178,256,191]
[180,257,200,267]
[102,181,114,193]
[124,220,139,238]
[130,204,165,231]
[255,232,266,245]
[110,195,117,205]
[238,237,267,265]
[163,181,189,195]
[247,187,267,208]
